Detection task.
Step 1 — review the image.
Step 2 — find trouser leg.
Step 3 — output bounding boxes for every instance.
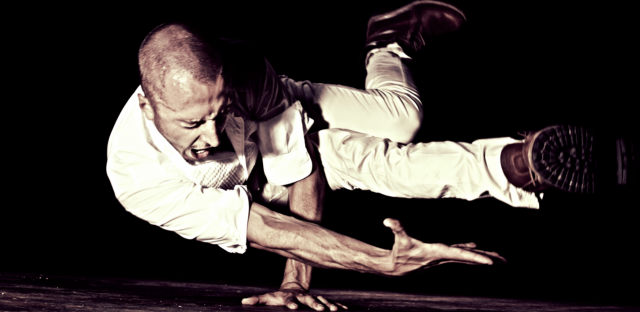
[311,129,539,208]
[280,45,422,143]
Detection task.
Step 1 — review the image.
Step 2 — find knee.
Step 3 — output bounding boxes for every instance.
[373,90,422,143]
[388,108,422,144]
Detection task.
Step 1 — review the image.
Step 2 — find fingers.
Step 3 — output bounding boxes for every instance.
[434,243,493,265]
[284,295,299,310]
[316,296,334,311]
[296,294,347,311]
[449,242,507,264]
[297,294,324,311]
[429,259,487,266]
[466,248,507,264]
[242,291,347,310]
[451,242,477,248]
[242,293,296,308]
[316,295,348,311]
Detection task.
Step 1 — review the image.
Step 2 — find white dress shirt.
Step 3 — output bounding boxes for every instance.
[107,86,313,253]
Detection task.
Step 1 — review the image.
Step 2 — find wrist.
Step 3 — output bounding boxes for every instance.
[280,281,308,291]
[366,249,393,275]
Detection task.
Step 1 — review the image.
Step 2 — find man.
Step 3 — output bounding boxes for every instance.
[107,1,608,310]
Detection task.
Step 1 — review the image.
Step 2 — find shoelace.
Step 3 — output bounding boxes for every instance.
[518,130,543,191]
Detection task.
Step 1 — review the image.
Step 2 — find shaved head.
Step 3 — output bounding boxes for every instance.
[137,22,232,162]
[138,22,223,105]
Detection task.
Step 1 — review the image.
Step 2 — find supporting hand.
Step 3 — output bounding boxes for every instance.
[377,218,506,276]
[242,282,347,311]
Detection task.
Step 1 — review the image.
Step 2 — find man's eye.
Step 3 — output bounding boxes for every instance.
[183,123,200,129]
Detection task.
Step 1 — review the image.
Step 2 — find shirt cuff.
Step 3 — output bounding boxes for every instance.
[217,185,252,254]
[258,101,314,186]
[263,147,313,186]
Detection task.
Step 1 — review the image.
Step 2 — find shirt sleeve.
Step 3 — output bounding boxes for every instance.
[106,87,250,254]
[256,100,314,186]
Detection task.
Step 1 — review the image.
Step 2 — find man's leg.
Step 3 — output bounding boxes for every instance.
[280,1,467,144]
[280,44,422,144]
[311,129,540,209]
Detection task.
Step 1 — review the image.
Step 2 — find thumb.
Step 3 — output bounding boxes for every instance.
[384,218,408,238]
[384,218,413,250]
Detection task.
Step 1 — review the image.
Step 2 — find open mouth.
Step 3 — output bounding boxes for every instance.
[191,148,212,160]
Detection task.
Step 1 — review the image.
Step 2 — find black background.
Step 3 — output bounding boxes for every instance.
[6,0,638,305]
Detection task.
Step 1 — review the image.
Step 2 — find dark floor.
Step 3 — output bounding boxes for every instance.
[2,274,639,312]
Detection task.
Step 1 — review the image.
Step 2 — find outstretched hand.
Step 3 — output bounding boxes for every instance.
[242,283,347,311]
[378,218,506,276]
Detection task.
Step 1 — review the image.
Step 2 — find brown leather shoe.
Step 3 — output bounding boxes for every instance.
[365,1,466,56]
[502,125,597,194]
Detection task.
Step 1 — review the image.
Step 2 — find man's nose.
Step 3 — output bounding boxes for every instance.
[199,120,220,148]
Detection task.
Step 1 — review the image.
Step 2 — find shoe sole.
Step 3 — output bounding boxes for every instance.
[527,125,597,193]
[367,0,467,37]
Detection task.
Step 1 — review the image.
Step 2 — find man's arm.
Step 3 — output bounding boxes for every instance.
[279,135,330,309]
[243,135,505,309]
[246,201,501,273]
[283,133,325,284]
[246,135,500,273]
[244,135,345,310]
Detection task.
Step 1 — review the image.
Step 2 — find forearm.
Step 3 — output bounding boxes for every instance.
[286,135,325,222]
[247,202,389,274]
[280,135,326,289]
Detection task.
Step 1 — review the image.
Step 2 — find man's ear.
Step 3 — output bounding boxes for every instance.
[138,93,155,121]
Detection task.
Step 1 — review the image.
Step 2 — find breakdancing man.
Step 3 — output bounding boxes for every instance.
[107,1,607,310]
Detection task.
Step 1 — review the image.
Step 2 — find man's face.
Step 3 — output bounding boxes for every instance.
[138,70,229,162]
